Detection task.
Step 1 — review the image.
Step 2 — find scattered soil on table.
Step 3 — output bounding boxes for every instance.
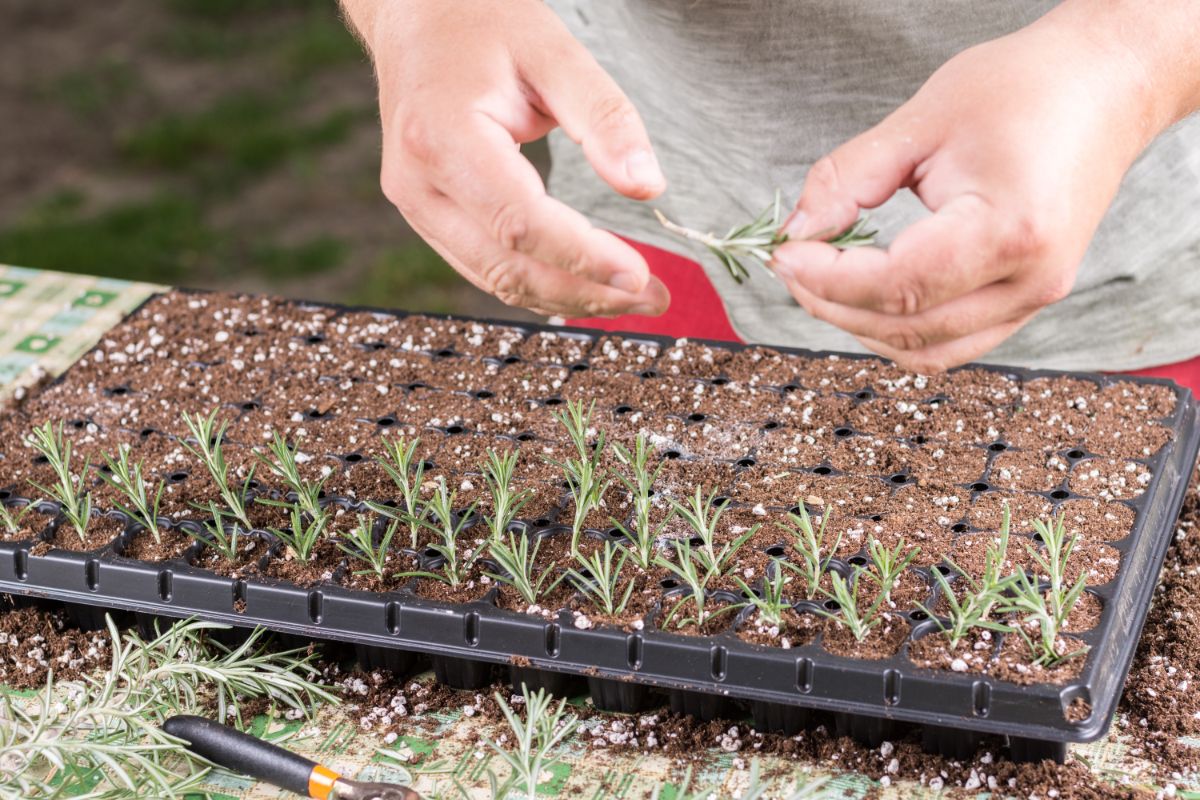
[0,605,109,688]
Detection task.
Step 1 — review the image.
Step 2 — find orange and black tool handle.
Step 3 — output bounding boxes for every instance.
[163,715,342,799]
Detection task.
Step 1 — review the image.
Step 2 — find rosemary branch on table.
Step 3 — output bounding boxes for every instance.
[0,616,336,799]
[654,190,876,283]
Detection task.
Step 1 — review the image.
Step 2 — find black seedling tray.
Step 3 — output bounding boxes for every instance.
[1,293,1198,765]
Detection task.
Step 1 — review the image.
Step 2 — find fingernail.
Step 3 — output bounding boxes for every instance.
[609,270,645,294]
[625,150,665,190]
[782,211,808,237]
[770,249,795,280]
[629,303,664,317]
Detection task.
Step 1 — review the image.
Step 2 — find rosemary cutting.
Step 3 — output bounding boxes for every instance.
[0,617,336,799]
[488,685,579,798]
[654,190,876,283]
[100,444,165,543]
[25,421,92,542]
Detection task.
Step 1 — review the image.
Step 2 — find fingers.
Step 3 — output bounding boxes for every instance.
[774,193,1010,316]
[784,110,934,241]
[516,29,665,200]
[854,314,1037,374]
[397,184,670,318]
[402,110,655,295]
[782,274,1029,354]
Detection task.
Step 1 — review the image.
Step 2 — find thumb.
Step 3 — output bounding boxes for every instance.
[786,112,932,241]
[518,35,666,201]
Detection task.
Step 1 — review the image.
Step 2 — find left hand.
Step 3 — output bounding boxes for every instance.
[771,8,1163,373]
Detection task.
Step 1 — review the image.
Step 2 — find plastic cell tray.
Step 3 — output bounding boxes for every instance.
[1,298,1198,765]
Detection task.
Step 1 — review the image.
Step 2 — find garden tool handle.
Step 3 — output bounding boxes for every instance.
[163,714,341,799]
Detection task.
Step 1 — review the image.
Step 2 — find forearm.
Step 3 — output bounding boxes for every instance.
[1047,1,1200,139]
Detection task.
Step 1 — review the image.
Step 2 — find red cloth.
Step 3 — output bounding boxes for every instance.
[568,237,741,343]
[567,237,1200,395]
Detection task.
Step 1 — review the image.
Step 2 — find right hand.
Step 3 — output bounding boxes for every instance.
[348,0,671,317]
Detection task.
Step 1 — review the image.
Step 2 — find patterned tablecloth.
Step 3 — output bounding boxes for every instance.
[0,264,1187,799]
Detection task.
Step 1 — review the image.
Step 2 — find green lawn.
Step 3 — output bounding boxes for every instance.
[0,0,512,318]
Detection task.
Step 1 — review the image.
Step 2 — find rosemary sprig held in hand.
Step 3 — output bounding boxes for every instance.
[655,190,876,283]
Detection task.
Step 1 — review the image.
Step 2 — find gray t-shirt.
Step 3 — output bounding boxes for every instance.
[545,0,1200,372]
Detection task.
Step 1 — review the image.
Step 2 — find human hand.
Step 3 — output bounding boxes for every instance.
[342,0,670,317]
[771,8,1170,372]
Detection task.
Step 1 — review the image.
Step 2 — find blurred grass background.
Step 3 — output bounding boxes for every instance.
[0,0,541,319]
